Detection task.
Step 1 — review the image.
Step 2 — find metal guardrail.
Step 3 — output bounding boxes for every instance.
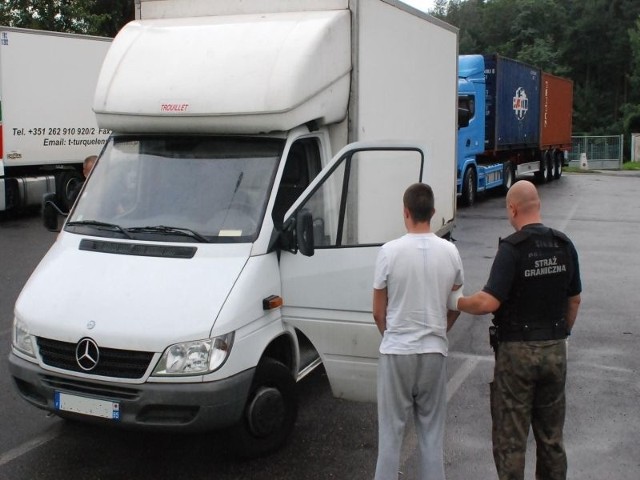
[568,135,623,170]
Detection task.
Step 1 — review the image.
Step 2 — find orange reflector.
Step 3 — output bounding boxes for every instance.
[262,295,283,310]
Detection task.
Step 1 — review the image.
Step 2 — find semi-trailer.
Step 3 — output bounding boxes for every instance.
[457,54,573,206]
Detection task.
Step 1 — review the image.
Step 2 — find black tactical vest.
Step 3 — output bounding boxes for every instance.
[494,226,573,341]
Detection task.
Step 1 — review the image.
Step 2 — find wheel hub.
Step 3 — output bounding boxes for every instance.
[246,386,285,437]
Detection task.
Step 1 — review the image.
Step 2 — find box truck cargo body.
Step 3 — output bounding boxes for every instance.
[9,0,459,456]
[0,28,111,211]
[457,54,573,206]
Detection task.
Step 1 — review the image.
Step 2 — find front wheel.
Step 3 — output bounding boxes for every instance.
[460,168,477,207]
[231,358,297,458]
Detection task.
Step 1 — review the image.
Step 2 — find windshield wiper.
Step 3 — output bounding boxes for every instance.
[126,225,209,243]
[66,220,132,239]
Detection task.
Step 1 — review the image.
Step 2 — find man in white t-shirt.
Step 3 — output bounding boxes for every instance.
[373,183,464,480]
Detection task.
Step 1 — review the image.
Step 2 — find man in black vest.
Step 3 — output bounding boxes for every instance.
[453,180,582,480]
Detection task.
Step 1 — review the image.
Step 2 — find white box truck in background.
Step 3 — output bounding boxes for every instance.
[0,27,111,212]
[10,0,459,457]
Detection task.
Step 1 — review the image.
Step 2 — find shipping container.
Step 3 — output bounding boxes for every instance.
[485,54,541,151]
[540,72,573,149]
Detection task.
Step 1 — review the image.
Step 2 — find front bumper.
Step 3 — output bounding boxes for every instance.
[9,352,254,431]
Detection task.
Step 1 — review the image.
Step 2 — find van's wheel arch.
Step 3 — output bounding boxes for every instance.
[231,358,297,458]
[461,167,477,207]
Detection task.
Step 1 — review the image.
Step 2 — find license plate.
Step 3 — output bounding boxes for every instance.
[54,391,120,420]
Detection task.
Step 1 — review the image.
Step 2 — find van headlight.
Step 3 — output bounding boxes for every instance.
[152,332,234,376]
[13,319,36,358]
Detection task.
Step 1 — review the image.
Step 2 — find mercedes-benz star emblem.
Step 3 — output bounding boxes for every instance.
[76,338,100,371]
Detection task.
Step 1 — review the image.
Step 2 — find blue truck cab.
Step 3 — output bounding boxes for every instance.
[458,55,489,205]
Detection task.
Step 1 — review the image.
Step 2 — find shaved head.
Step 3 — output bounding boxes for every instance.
[506,180,541,229]
[507,180,540,212]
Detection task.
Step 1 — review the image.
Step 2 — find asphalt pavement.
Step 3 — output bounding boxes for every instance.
[1,172,639,479]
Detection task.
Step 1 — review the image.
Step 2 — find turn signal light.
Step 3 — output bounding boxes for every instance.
[262,295,283,310]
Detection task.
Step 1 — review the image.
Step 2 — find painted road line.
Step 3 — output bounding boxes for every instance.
[0,425,61,467]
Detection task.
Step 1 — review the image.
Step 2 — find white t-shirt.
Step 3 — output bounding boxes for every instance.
[373,233,464,355]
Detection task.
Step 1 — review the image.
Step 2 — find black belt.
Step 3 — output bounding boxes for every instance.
[497,325,567,342]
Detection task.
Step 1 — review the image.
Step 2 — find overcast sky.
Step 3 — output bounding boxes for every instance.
[400,0,436,13]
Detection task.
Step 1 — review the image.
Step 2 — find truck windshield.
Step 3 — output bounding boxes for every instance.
[66,136,284,243]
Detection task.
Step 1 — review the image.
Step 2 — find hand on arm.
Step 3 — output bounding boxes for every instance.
[373,288,388,335]
[457,290,501,315]
[447,284,463,311]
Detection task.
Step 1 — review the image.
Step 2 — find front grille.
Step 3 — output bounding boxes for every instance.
[41,375,141,401]
[37,337,154,379]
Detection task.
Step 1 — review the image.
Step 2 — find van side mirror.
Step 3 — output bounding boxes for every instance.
[296,209,315,257]
[42,192,67,232]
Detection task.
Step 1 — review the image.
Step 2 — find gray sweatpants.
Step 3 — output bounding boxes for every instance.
[375,353,447,480]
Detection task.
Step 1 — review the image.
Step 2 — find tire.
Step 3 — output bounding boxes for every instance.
[501,162,515,194]
[231,358,297,458]
[460,167,477,207]
[545,152,554,182]
[56,170,83,211]
[534,156,545,183]
[554,151,563,179]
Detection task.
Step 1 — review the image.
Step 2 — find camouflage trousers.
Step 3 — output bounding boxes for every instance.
[491,340,568,480]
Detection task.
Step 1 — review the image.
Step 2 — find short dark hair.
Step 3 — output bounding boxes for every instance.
[403,183,435,223]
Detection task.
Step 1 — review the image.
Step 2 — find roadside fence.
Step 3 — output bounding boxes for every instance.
[568,135,623,170]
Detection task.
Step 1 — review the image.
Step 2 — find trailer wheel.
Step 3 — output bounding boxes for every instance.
[534,157,545,182]
[501,162,515,193]
[461,168,477,207]
[56,170,83,211]
[545,152,554,182]
[231,358,297,458]
[553,151,563,179]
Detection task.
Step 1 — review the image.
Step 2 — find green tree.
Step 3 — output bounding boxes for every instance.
[0,0,133,37]
[432,0,486,53]
[628,16,640,90]
[0,0,88,32]
[82,0,134,37]
[622,16,640,153]
[433,0,640,135]
[563,0,640,132]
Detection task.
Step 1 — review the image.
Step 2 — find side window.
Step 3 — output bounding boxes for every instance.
[273,138,322,226]
[459,95,475,118]
[299,149,423,248]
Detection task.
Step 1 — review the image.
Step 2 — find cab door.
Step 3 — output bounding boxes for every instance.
[280,143,424,402]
